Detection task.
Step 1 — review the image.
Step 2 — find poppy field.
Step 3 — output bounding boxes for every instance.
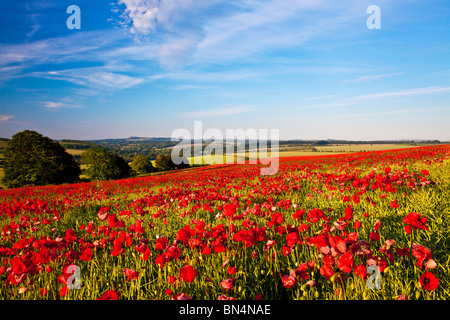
[0,145,449,300]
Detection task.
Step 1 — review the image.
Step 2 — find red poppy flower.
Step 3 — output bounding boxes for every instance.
[218,294,236,300]
[171,293,192,300]
[123,268,139,281]
[404,225,412,234]
[220,277,235,290]
[59,285,68,297]
[11,257,26,275]
[369,232,380,241]
[390,200,400,209]
[412,244,432,268]
[353,264,366,279]
[337,253,353,273]
[293,209,305,220]
[202,245,211,255]
[107,214,120,228]
[223,203,236,217]
[97,290,119,300]
[176,225,192,244]
[180,265,197,283]
[343,206,353,221]
[155,236,168,251]
[307,208,325,223]
[228,266,237,275]
[165,289,173,295]
[403,212,428,232]
[281,275,296,288]
[420,272,439,290]
[286,232,300,248]
[80,248,93,262]
[298,223,308,233]
[40,288,48,297]
[320,264,334,279]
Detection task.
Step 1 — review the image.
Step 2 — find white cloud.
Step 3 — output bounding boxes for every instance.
[44,101,65,109]
[115,0,367,68]
[85,72,144,89]
[0,31,118,67]
[43,100,82,110]
[117,0,220,35]
[342,72,404,84]
[352,86,450,101]
[0,115,14,122]
[25,68,144,91]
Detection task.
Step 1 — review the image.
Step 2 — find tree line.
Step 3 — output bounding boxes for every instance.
[1,130,189,189]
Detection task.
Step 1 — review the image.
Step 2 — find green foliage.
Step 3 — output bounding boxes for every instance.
[59,140,98,150]
[154,154,190,171]
[2,130,80,188]
[81,147,131,181]
[130,155,154,175]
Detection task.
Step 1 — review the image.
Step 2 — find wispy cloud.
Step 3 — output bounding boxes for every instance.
[114,0,368,68]
[24,68,144,91]
[182,106,255,118]
[342,72,404,84]
[298,86,450,111]
[43,100,83,110]
[117,0,220,35]
[352,86,450,101]
[0,31,118,67]
[0,115,14,122]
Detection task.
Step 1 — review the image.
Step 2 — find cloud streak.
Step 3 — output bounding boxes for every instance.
[351,86,450,101]
[342,72,404,84]
[0,115,14,122]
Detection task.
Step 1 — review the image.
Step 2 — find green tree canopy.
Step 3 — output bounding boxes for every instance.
[154,154,190,171]
[81,147,131,181]
[2,130,80,188]
[130,155,154,175]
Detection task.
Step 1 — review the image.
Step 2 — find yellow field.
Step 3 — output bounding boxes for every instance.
[65,149,85,156]
[314,144,414,153]
[184,144,417,164]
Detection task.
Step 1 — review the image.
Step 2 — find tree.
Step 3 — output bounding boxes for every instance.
[154,154,190,171]
[154,154,173,171]
[2,130,80,188]
[81,147,131,181]
[130,155,154,175]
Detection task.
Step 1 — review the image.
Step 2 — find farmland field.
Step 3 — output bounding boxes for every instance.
[186,143,418,164]
[0,145,449,300]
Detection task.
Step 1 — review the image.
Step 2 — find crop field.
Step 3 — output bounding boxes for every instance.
[0,145,449,300]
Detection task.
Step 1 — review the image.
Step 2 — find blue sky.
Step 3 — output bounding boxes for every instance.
[0,0,449,140]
